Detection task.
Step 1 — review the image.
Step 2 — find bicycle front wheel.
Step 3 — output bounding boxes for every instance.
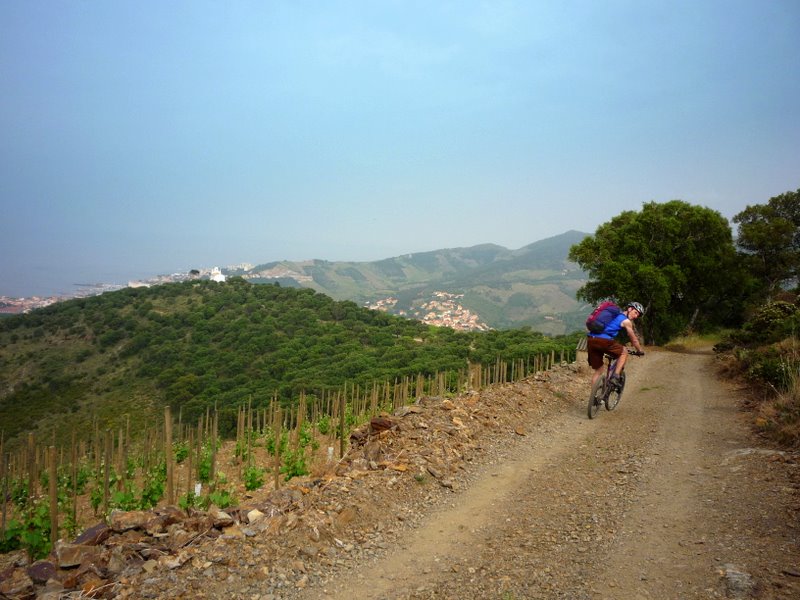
[605,372,625,411]
[588,375,605,419]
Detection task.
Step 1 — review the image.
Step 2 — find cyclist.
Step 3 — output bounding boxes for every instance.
[587,302,646,388]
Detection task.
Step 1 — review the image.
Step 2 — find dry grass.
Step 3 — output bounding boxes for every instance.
[754,352,800,448]
[710,334,800,447]
[663,332,724,354]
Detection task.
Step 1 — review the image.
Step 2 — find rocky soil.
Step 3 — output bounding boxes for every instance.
[2,348,798,599]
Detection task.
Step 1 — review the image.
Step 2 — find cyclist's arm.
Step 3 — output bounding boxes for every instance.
[621,319,645,354]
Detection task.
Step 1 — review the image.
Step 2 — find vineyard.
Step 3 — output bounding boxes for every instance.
[0,349,570,564]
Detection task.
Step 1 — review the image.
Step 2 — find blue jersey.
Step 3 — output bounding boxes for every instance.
[588,313,626,340]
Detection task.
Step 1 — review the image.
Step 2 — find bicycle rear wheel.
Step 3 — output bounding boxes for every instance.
[605,372,625,411]
[588,375,605,419]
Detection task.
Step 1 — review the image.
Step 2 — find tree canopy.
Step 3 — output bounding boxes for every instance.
[0,279,579,445]
[568,200,744,343]
[733,188,800,299]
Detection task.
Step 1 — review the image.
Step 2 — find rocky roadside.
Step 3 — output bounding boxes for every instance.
[0,363,587,600]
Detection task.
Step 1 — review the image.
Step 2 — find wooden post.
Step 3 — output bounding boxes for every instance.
[247,398,253,470]
[186,429,193,503]
[236,406,243,483]
[93,422,101,475]
[103,431,111,517]
[116,427,124,491]
[1,452,7,540]
[273,405,282,490]
[165,407,174,506]
[339,389,346,459]
[125,414,130,459]
[196,417,203,485]
[370,383,379,416]
[328,390,336,448]
[27,433,36,501]
[210,410,218,486]
[71,437,78,533]
[48,446,58,547]
[296,395,306,471]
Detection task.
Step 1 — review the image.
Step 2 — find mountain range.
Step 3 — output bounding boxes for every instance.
[224,230,591,334]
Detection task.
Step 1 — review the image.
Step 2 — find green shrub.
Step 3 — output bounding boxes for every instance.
[746,301,798,330]
[110,489,139,511]
[1,501,51,559]
[173,440,189,463]
[316,414,331,436]
[747,350,793,390]
[199,485,234,510]
[197,447,214,483]
[280,448,309,481]
[140,466,166,509]
[243,465,264,491]
[178,491,197,511]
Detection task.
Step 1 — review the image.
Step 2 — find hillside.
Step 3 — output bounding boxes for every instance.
[0,280,578,450]
[3,351,797,599]
[226,230,591,334]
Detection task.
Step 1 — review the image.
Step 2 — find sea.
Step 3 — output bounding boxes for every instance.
[2,264,171,299]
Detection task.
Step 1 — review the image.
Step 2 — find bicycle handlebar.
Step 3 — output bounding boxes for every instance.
[627,349,645,356]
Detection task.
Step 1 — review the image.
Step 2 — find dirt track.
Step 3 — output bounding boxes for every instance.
[311,349,800,599]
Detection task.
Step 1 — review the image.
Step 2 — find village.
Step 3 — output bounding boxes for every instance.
[0,284,124,315]
[0,267,229,315]
[367,290,490,332]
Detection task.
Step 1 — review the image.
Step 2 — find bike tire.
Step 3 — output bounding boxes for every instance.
[588,374,605,419]
[605,372,625,411]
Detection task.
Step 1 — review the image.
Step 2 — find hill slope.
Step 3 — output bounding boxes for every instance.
[0,280,578,449]
[227,230,591,334]
[7,351,796,599]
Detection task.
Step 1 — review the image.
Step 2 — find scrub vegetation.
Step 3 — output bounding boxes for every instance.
[0,279,578,450]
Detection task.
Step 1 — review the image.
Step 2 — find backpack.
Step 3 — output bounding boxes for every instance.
[586,301,621,334]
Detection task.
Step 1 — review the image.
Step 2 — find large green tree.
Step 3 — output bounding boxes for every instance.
[569,200,744,343]
[733,188,800,299]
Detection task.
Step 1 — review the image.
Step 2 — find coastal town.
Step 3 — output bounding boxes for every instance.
[1,273,490,332]
[0,267,230,316]
[367,290,490,332]
[0,284,124,315]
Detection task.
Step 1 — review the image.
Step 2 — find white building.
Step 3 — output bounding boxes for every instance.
[210,267,226,283]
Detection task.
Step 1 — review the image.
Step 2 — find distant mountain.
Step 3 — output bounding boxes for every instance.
[225,230,592,334]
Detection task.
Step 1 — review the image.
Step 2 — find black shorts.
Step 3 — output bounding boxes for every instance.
[587,337,624,369]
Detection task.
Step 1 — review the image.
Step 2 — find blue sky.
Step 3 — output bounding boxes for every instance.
[1,1,798,297]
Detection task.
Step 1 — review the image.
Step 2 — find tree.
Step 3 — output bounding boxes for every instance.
[733,188,800,299]
[569,200,744,344]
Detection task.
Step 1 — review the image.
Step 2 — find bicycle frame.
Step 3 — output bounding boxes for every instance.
[587,348,637,419]
[605,355,621,384]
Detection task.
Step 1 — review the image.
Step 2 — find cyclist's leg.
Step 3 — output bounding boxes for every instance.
[591,365,605,386]
[605,340,626,377]
[586,337,607,386]
[615,353,627,376]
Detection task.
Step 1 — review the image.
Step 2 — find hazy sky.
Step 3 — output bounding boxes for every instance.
[1,1,798,296]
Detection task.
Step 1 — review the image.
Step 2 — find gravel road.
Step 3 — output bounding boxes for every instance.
[111,348,799,600]
[308,348,800,599]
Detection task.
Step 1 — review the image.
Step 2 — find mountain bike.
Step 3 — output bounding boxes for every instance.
[587,348,644,419]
